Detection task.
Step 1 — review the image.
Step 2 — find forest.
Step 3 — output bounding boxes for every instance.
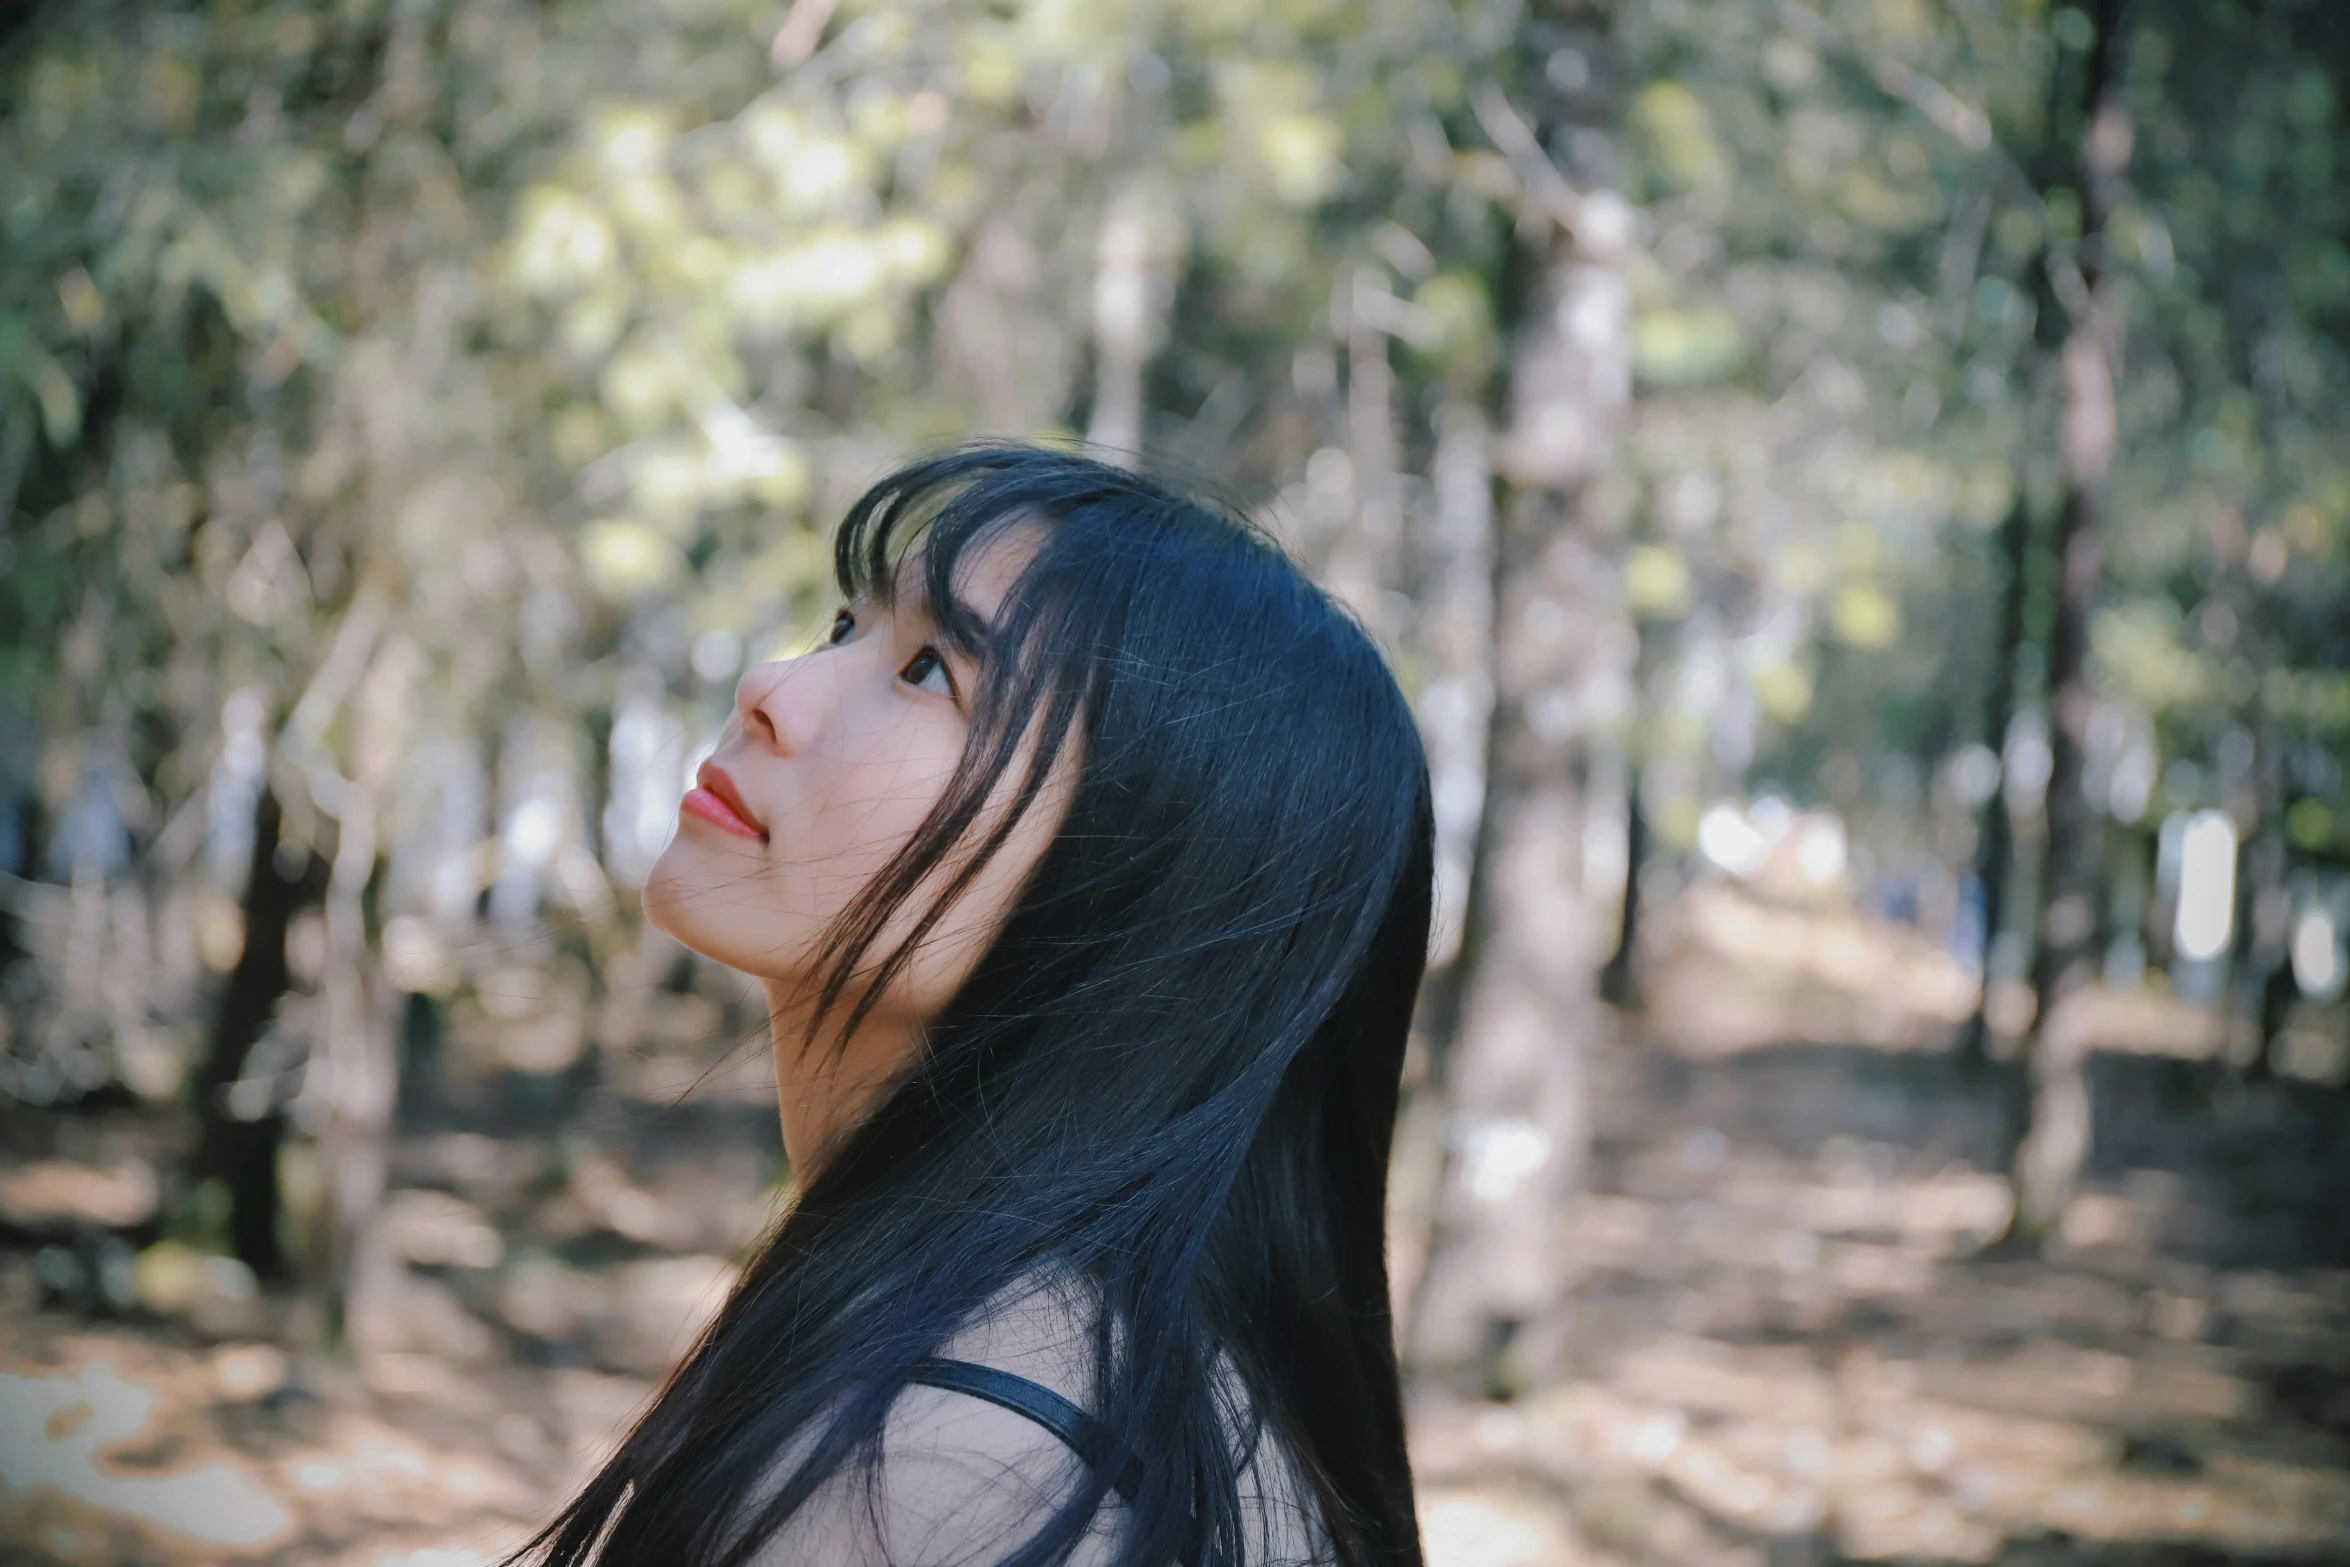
[2,0,2347,1563]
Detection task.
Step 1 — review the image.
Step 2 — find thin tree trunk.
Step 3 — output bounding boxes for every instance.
[1599,767,1646,1008]
[312,786,397,1350]
[1324,267,1407,637]
[307,618,417,1353]
[1419,400,1499,972]
[1084,183,1159,462]
[278,596,405,1352]
[2232,722,2290,1075]
[1960,491,2032,1070]
[193,786,321,1281]
[2006,0,2129,1250]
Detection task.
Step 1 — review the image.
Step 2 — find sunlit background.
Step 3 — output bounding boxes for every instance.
[3,0,2348,1563]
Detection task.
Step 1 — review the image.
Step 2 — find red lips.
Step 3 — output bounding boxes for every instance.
[681,761,766,842]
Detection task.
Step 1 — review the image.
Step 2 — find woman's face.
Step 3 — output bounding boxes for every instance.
[643,527,1064,1029]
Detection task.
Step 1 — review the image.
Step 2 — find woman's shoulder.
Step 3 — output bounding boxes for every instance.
[928,1275,1329,1565]
[746,1271,1326,1565]
[744,1273,1119,1567]
[931,1269,1105,1407]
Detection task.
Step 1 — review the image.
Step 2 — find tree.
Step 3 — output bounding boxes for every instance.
[2003,0,2130,1249]
[1407,6,1634,1390]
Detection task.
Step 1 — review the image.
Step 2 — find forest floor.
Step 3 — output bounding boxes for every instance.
[3,887,2347,1567]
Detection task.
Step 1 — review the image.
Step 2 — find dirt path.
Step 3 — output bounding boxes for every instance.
[1409,904,2350,1567]
[4,904,2347,1565]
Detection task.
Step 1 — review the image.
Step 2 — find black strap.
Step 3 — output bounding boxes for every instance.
[905,1357,1143,1503]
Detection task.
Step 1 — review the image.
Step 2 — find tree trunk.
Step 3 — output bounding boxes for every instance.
[193,786,322,1281]
[1410,124,1633,1390]
[1323,267,1407,641]
[1419,400,1500,973]
[1084,182,1161,462]
[311,787,399,1351]
[275,595,406,1353]
[1960,491,2032,1070]
[1388,399,1501,1339]
[2231,723,2291,1075]
[2005,0,2129,1250]
[1598,766,1646,1008]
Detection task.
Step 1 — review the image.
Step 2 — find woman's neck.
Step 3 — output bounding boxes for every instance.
[764,981,921,1174]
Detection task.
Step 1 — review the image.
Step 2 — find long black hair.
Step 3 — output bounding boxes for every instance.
[517,444,1433,1567]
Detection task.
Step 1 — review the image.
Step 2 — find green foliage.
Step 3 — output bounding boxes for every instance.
[1,0,2343,1048]
[0,0,1526,904]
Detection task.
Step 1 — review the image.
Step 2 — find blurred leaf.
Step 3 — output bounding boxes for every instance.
[1633,306,1742,389]
[1632,81,1729,194]
[1831,586,1900,649]
[1625,545,1693,618]
[28,351,80,446]
[581,519,686,600]
[1259,113,1344,205]
[1409,272,1497,384]
[1752,660,1815,724]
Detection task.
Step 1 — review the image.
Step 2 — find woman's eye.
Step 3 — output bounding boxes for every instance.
[827,609,855,646]
[900,646,956,697]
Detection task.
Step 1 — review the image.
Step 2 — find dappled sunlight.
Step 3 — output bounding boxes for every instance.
[8,891,2344,1564]
[0,1358,290,1556]
[0,1316,652,1563]
[1403,905,2350,1567]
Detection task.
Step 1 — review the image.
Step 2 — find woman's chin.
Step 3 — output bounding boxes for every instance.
[640,848,801,983]
[641,842,720,948]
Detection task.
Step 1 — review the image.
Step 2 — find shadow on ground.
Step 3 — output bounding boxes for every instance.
[3,899,2347,1565]
[1411,982,2350,1567]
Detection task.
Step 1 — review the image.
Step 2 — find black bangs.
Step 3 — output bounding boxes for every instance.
[832,443,1281,659]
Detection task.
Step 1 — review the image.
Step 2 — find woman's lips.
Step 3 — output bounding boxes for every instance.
[682,763,766,842]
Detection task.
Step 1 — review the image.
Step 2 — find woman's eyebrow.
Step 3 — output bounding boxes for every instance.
[936,597,998,659]
[886,548,1005,656]
[922,582,1000,652]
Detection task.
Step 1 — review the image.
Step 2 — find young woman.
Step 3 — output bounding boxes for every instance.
[514,445,1434,1567]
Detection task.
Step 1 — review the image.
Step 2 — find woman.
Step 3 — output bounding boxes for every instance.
[515,444,1433,1567]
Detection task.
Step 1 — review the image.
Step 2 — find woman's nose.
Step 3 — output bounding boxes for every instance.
[735,653,836,755]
